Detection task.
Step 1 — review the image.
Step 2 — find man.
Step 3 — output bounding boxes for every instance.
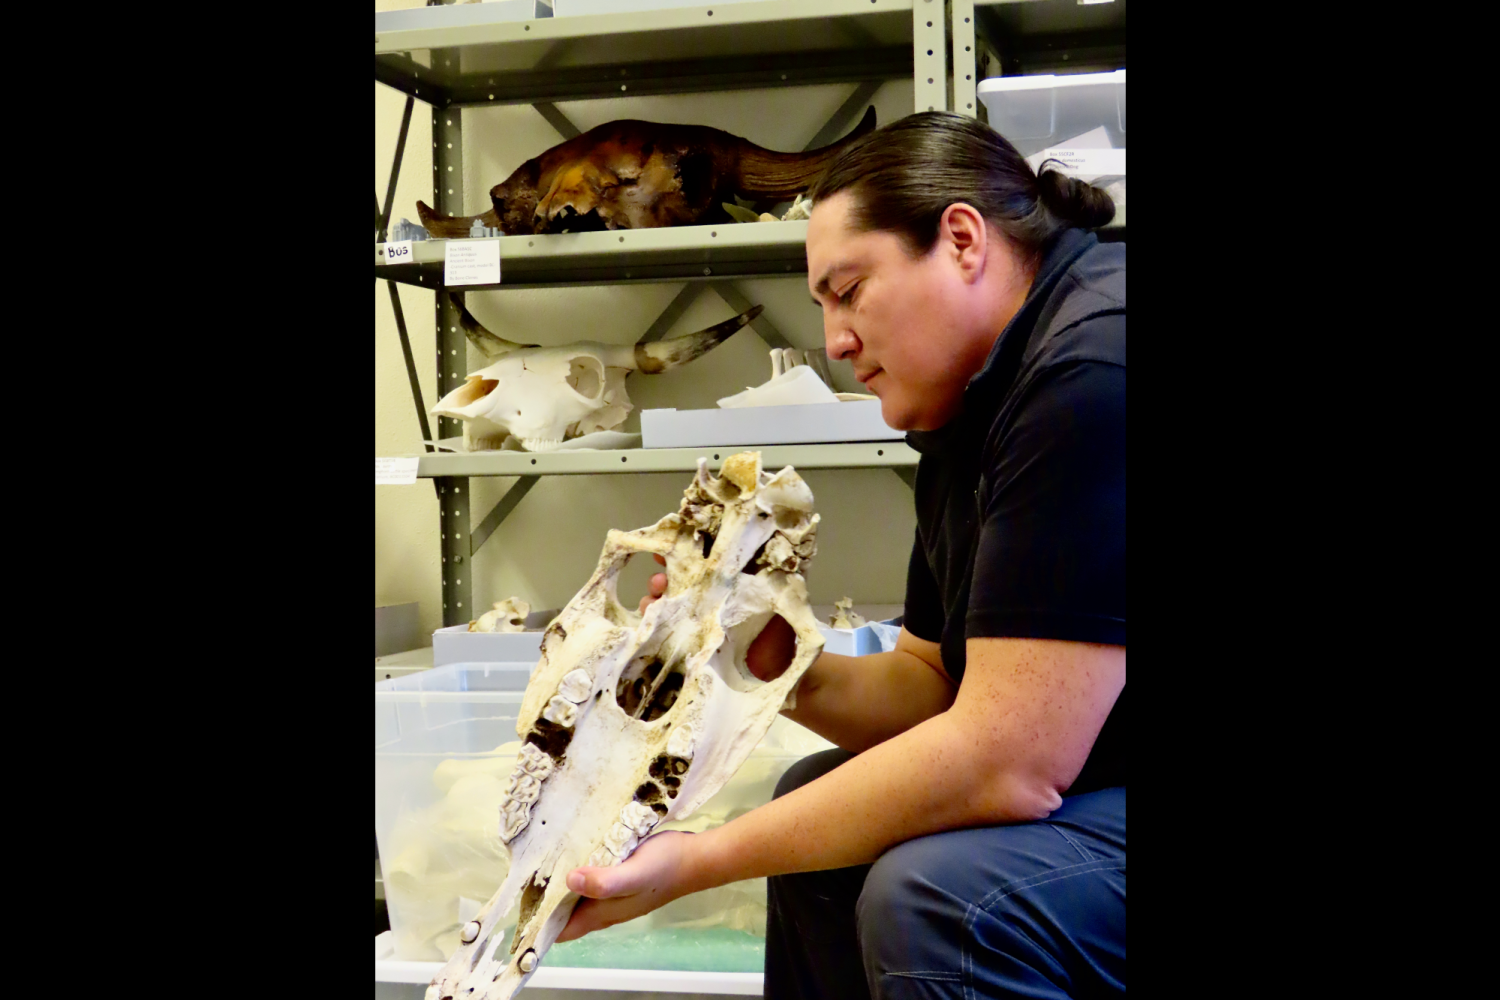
[559,112,1126,999]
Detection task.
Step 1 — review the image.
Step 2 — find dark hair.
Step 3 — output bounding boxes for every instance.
[808,111,1114,267]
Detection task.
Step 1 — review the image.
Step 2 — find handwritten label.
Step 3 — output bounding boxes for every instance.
[1025,148,1126,178]
[444,239,501,286]
[382,240,413,264]
[376,457,420,485]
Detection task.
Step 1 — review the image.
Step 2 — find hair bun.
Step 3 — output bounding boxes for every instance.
[1036,168,1115,229]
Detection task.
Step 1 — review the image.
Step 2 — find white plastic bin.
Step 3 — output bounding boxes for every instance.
[977,70,1126,185]
[554,0,762,16]
[432,625,545,666]
[375,0,552,34]
[641,401,903,449]
[375,662,835,967]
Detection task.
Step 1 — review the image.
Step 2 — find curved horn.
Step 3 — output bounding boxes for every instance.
[734,106,877,199]
[452,293,538,358]
[634,305,762,373]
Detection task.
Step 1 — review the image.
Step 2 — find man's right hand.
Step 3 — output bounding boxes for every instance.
[637,553,668,614]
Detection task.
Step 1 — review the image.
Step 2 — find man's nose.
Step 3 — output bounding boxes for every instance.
[824,318,859,362]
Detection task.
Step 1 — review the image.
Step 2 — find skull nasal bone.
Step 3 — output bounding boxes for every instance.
[566,358,604,399]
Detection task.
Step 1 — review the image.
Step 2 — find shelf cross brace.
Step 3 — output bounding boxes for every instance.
[891,467,917,491]
[378,94,416,242]
[471,476,540,555]
[804,80,882,151]
[533,103,582,141]
[713,282,792,351]
[386,281,437,465]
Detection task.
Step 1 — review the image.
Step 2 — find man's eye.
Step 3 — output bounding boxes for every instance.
[839,282,860,305]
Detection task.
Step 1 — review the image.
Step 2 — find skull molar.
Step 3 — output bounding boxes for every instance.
[542,696,579,728]
[558,669,593,703]
[604,821,639,859]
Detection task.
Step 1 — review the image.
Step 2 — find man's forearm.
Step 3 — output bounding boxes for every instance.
[681,708,1057,893]
[783,647,956,753]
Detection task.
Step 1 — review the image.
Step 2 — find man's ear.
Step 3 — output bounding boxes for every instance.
[939,203,989,284]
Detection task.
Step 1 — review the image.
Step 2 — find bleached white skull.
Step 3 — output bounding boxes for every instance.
[431,300,760,452]
[425,451,822,1000]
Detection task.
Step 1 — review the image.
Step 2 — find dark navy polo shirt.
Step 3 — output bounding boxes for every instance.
[903,227,1125,795]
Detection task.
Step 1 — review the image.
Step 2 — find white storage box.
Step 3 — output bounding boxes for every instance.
[642,400,903,449]
[433,625,545,666]
[554,0,761,16]
[375,0,552,34]
[376,662,835,967]
[977,71,1126,183]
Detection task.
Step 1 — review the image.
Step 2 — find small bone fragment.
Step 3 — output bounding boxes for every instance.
[471,597,531,633]
[830,597,866,629]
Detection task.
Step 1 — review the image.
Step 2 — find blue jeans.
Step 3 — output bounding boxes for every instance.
[765,749,1125,999]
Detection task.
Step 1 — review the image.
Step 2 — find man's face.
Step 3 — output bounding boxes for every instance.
[806,191,979,432]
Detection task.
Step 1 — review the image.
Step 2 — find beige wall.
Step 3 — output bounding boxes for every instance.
[376,5,918,637]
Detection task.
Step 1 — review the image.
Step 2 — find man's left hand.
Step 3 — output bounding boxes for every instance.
[558,830,699,942]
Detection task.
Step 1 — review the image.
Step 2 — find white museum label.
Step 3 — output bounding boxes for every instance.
[376,457,420,485]
[444,239,501,286]
[1024,148,1127,177]
[382,240,414,264]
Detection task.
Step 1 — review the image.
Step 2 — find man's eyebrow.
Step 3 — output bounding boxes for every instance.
[811,261,857,301]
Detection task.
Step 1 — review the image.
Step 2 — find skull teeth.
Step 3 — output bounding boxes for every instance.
[620,800,660,838]
[587,846,618,868]
[520,437,563,452]
[500,798,532,841]
[666,723,696,760]
[557,668,593,703]
[603,821,639,859]
[506,772,542,804]
[542,696,579,727]
[517,743,555,779]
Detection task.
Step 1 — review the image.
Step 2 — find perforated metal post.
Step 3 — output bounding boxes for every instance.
[950,0,978,118]
[914,0,948,113]
[434,101,473,627]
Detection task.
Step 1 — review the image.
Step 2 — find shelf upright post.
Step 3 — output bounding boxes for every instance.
[433,93,473,628]
[950,0,979,118]
[914,0,949,113]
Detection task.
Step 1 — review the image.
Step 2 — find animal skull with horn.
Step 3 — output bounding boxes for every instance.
[425,451,823,1000]
[415,107,876,237]
[431,299,760,452]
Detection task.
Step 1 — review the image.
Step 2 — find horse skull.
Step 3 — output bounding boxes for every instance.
[425,451,822,1000]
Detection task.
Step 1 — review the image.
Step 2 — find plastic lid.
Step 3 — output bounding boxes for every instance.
[977,70,1126,93]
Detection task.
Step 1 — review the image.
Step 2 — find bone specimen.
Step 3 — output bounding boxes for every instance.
[470,598,530,634]
[425,451,823,1000]
[430,299,761,452]
[829,597,866,630]
[415,108,875,238]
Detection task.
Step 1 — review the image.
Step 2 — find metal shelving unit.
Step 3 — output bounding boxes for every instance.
[418,441,918,478]
[376,220,812,290]
[376,0,949,631]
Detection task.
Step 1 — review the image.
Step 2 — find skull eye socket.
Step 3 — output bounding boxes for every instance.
[566,357,604,400]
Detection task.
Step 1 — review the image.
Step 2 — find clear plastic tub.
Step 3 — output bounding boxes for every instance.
[375,662,835,966]
[977,70,1125,197]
